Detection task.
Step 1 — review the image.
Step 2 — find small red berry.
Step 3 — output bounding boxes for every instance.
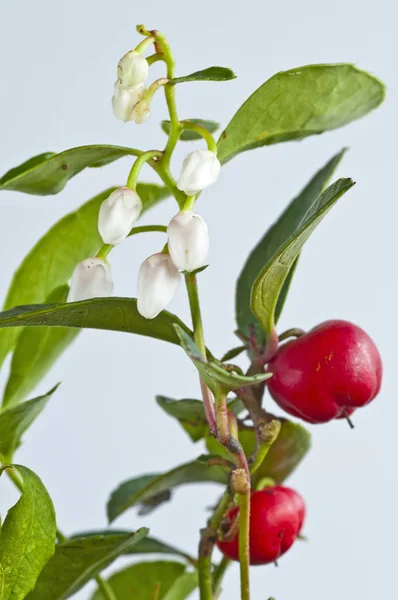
[267,320,382,424]
[216,486,305,566]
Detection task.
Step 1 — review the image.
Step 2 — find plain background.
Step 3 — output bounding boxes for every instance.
[0,1,395,599]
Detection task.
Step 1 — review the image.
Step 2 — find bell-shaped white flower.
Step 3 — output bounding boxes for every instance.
[112,81,146,122]
[137,253,181,319]
[167,210,209,272]
[131,100,151,124]
[67,258,113,303]
[118,51,149,87]
[98,187,142,245]
[177,150,221,196]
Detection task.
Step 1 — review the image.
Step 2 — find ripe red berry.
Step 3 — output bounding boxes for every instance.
[267,320,382,424]
[216,486,305,565]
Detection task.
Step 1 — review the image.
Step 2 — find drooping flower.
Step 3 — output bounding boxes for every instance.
[67,258,113,302]
[177,150,221,195]
[167,210,209,272]
[117,50,149,87]
[98,187,142,245]
[112,81,146,122]
[137,253,181,319]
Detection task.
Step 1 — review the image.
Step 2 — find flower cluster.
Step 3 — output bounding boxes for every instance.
[67,44,221,317]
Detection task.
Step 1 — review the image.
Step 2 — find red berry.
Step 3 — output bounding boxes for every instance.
[216,486,305,565]
[267,320,382,424]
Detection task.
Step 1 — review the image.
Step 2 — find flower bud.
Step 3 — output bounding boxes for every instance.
[67,258,113,303]
[167,210,209,272]
[137,253,181,319]
[112,81,146,122]
[177,150,221,196]
[98,187,142,245]
[117,51,149,87]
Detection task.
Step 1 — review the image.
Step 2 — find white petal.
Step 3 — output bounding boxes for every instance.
[137,253,181,319]
[177,150,221,195]
[168,211,210,272]
[98,187,142,244]
[112,81,146,122]
[67,258,113,302]
[118,51,149,87]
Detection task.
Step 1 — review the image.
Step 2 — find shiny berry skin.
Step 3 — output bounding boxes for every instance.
[267,320,382,424]
[216,486,305,565]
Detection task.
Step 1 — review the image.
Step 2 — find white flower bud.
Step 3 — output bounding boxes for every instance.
[137,253,181,319]
[118,51,149,87]
[67,258,113,303]
[177,150,221,196]
[112,81,146,122]
[98,187,142,245]
[167,211,209,272]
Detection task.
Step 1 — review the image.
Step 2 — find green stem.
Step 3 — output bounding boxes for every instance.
[95,576,117,600]
[147,53,164,66]
[150,160,185,208]
[180,120,217,153]
[134,36,154,54]
[127,150,162,190]
[213,556,230,598]
[96,225,167,260]
[239,492,251,600]
[198,552,213,600]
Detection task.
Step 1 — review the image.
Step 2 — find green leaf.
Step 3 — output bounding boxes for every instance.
[0,298,190,347]
[0,387,58,460]
[162,572,198,600]
[70,530,194,563]
[0,465,56,600]
[156,396,209,442]
[171,66,236,85]
[3,286,76,408]
[236,149,346,341]
[217,64,385,163]
[161,119,220,141]
[108,457,229,522]
[251,177,354,336]
[90,561,190,600]
[206,419,311,484]
[0,145,138,195]
[156,395,244,442]
[27,530,149,600]
[0,182,170,372]
[174,325,271,395]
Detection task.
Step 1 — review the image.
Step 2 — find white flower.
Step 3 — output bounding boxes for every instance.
[131,101,151,124]
[112,81,146,122]
[167,211,209,272]
[118,51,149,87]
[98,187,142,245]
[137,253,181,319]
[177,150,221,196]
[67,258,113,302]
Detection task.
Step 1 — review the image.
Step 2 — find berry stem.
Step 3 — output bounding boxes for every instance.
[238,487,251,600]
[278,327,306,342]
[213,556,230,598]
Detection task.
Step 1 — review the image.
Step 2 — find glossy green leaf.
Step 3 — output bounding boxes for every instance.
[171,67,236,85]
[90,561,190,600]
[0,298,190,347]
[108,457,229,522]
[70,530,194,563]
[0,465,56,600]
[236,149,346,341]
[0,145,138,195]
[27,530,149,600]
[3,286,76,408]
[251,178,354,336]
[156,396,209,442]
[206,419,311,484]
[161,119,220,141]
[0,387,58,460]
[217,64,384,163]
[174,325,271,395]
[156,395,245,442]
[0,180,170,372]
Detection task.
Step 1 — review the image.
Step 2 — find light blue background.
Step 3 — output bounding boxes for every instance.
[0,1,395,598]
